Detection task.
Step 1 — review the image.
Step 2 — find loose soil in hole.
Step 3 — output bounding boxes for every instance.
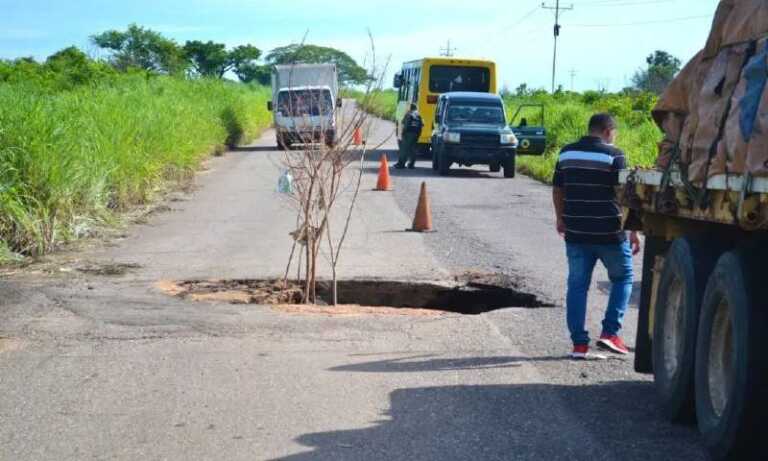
[158,277,552,316]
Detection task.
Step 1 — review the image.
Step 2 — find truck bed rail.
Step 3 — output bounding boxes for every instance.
[619,169,768,233]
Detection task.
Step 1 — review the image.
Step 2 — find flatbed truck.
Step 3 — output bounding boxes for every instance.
[620,167,768,460]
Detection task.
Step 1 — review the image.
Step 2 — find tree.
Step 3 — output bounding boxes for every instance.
[265,44,369,85]
[234,62,272,85]
[183,41,261,78]
[514,83,531,97]
[632,50,682,95]
[91,24,186,74]
[279,35,389,305]
[44,46,115,87]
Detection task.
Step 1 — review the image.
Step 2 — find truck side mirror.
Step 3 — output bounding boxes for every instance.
[267,101,273,111]
[336,97,343,108]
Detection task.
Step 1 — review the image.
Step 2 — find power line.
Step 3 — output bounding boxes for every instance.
[512,6,541,27]
[576,0,671,5]
[570,14,711,27]
[578,0,674,7]
[542,0,574,93]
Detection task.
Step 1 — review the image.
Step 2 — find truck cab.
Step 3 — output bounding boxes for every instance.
[267,64,341,149]
[270,86,336,148]
[430,92,518,177]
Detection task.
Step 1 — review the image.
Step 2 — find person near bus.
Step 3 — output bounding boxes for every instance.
[551,113,641,360]
[396,103,423,169]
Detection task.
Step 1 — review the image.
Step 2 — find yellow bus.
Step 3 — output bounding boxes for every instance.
[393,57,497,153]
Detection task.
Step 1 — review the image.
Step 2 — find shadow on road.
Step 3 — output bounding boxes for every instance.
[363,165,501,180]
[596,281,642,307]
[230,145,279,152]
[329,354,586,373]
[271,381,704,461]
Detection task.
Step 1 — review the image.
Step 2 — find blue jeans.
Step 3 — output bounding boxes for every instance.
[566,240,633,345]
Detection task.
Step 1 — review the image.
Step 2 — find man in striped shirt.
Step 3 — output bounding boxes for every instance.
[552,113,641,359]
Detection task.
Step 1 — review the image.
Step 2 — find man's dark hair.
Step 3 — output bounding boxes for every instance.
[410,103,417,111]
[588,113,617,133]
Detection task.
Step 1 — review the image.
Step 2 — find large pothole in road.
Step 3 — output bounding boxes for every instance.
[158,276,553,316]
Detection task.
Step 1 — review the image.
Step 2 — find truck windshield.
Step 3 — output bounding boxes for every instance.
[446,104,505,125]
[429,66,491,93]
[277,90,333,116]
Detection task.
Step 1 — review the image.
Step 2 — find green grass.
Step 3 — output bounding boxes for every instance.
[346,88,397,121]
[0,76,271,259]
[349,89,661,182]
[507,92,660,182]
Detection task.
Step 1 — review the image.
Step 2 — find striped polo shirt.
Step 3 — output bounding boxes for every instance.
[552,136,626,244]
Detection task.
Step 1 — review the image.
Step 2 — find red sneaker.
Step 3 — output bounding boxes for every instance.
[570,344,589,360]
[597,334,629,355]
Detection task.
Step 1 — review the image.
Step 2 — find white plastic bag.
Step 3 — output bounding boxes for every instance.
[277,170,294,194]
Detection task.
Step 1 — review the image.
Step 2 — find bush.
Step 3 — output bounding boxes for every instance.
[511,91,661,182]
[0,76,271,258]
[345,88,397,121]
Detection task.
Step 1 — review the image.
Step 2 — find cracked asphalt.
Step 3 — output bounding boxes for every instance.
[0,103,706,460]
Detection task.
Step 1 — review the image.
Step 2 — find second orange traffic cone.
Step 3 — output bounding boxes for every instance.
[375,154,392,191]
[353,127,363,145]
[410,182,434,232]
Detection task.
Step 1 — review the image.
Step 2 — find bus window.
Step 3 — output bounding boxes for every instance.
[429,66,490,93]
[413,68,421,102]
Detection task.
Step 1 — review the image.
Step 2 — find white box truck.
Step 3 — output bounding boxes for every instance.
[267,63,341,149]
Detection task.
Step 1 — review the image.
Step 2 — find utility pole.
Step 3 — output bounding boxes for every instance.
[440,40,456,57]
[569,68,577,91]
[542,0,574,93]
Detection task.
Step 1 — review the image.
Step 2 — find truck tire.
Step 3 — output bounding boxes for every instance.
[695,250,768,461]
[653,237,720,422]
[489,162,501,173]
[503,156,516,178]
[438,151,451,176]
[277,134,291,151]
[635,236,670,374]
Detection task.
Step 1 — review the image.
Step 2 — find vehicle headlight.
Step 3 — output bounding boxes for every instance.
[443,132,461,143]
[500,133,518,145]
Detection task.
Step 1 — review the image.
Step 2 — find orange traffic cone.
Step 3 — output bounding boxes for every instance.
[375,154,392,191]
[353,127,363,146]
[410,182,434,232]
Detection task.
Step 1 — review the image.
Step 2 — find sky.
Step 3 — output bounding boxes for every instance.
[0,0,719,92]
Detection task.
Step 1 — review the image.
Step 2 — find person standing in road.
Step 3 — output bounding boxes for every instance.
[552,113,641,360]
[396,103,423,169]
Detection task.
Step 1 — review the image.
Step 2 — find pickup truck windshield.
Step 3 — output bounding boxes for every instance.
[277,90,333,116]
[446,105,505,125]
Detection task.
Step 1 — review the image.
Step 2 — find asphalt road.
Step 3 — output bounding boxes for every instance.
[0,103,706,460]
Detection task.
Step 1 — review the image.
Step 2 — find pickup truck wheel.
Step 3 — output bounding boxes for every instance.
[695,249,768,461]
[489,162,501,173]
[653,237,720,422]
[503,156,516,178]
[438,152,451,176]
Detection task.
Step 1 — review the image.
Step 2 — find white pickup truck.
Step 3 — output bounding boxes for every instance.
[267,63,341,149]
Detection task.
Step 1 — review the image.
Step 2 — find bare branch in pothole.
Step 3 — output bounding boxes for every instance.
[278,32,389,305]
